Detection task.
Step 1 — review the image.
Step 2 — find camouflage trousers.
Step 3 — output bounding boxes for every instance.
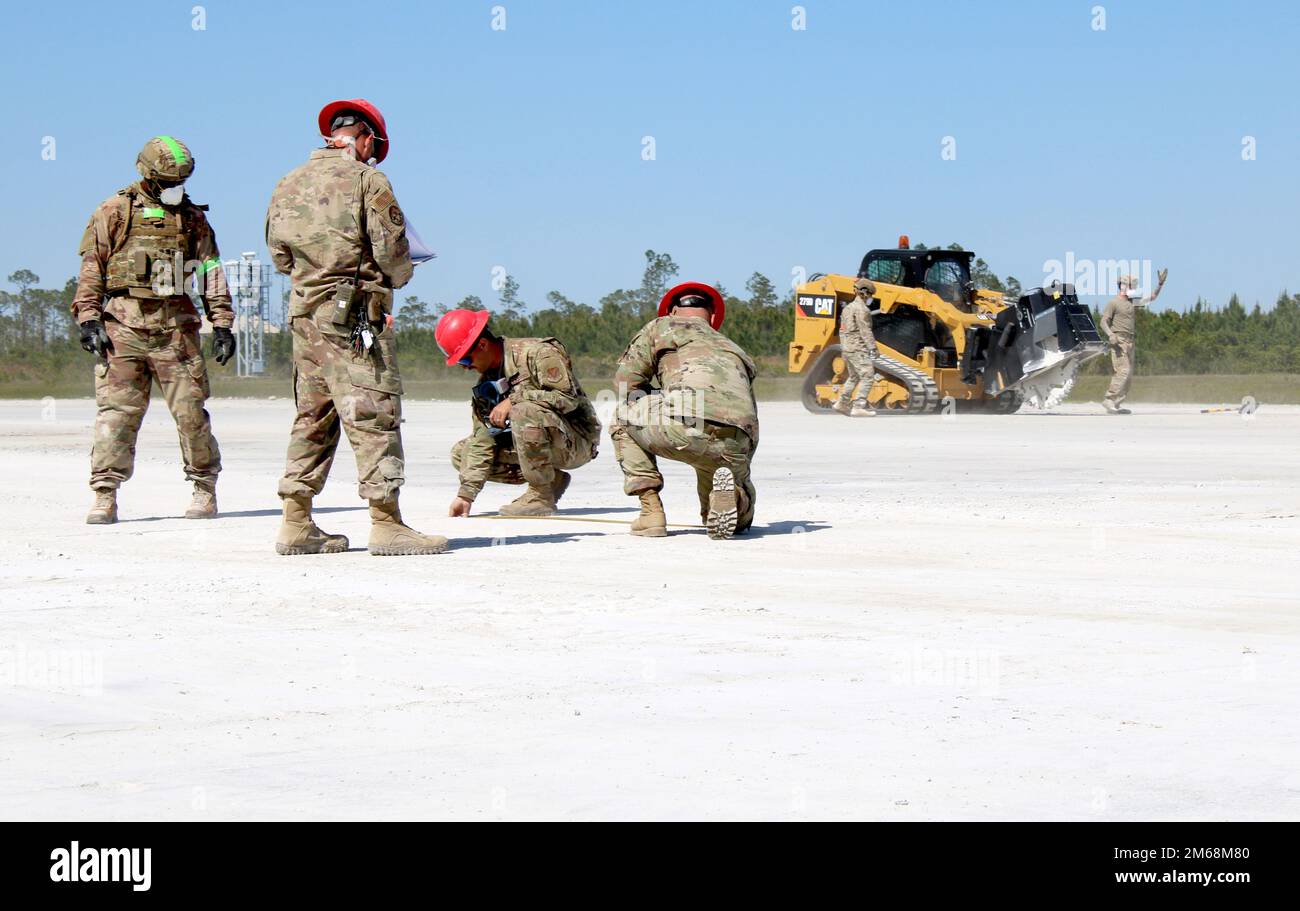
[610,397,756,529]
[451,401,597,490]
[90,319,220,490]
[1105,337,1135,407]
[836,349,876,406]
[278,315,406,502]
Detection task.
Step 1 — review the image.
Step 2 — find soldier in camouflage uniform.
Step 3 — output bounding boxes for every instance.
[437,309,601,517]
[73,136,235,525]
[832,277,880,417]
[266,99,447,556]
[1100,269,1167,414]
[610,282,759,540]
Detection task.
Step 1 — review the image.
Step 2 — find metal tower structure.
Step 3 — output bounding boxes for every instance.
[226,252,269,376]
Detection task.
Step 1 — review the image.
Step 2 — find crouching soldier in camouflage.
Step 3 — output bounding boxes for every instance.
[833,277,879,417]
[73,135,235,524]
[610,282,759,540]
[266,98,446,556]
[438,309,601,517]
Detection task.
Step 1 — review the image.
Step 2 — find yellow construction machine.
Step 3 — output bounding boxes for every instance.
[789,237,1107,413]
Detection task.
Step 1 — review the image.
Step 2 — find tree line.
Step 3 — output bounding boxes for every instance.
[2,251,1298,378]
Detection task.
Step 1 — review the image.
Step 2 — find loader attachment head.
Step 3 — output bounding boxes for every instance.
[980,282,1108,405]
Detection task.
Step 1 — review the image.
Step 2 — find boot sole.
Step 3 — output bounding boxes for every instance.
[498,508,557,517]
[185,512,217,519]
[86,515,117,525]
[631,526,668,538]
[707,468,738,540]
[369,543,449,556]
[276,538,349,556]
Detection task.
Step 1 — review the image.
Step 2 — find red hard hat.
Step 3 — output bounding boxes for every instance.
[436,309,492,365]
[659,282,726,330]
[318,98,390,164]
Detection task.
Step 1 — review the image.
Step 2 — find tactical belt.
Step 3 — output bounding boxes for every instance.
[672,415,742,439]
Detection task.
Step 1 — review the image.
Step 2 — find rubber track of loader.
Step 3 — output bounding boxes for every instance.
[873,354,941,414]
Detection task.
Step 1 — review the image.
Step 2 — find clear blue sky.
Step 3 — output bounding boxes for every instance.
[4,0,1298,312]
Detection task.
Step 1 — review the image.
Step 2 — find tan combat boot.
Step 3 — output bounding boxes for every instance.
[368,496,449,556]
[849,402,876,417]
[630,489,667,537]
[831,400,852,416]
[706,467,738,540]
[185,480,218,519]
[276,495,349,556]
[552,470,572,506]
[500,470,570,517]
[86,489,118,525]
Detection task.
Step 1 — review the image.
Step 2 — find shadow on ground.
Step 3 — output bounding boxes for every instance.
[743,520,832,539]
[450,532,606,549]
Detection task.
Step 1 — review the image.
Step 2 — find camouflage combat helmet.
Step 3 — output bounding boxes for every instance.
[853,277,877,296]
[136,135,195,183]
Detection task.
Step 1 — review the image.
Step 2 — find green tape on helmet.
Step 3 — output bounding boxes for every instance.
[157,135,188,165]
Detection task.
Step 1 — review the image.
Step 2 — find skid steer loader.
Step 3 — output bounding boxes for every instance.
[789,237,1108,413]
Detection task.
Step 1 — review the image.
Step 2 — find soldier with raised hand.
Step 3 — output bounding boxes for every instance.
[73,135,235,525]
[1100,268,1167,415]
[266,98,446,556]
[832,277,880,417]
[438,309,602,517]
[610,282,759,540]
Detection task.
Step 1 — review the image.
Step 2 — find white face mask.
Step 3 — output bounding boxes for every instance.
[335,135,377,167]
[1125,287,1145,300]
[159,184,185,206]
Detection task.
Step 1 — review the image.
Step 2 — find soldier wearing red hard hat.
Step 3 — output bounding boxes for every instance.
[265,98,447,556]
[610,282,759,539]
[436,308,601,517]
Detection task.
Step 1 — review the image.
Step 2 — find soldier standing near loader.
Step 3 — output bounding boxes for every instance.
[832,277,880,417]
[73,136,235,525]
[438,310,602,517]
[610,282,759,540]
[1100,268,1167,415]
[266,98,446,556]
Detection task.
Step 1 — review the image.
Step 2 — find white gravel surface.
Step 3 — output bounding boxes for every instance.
[1,397,1297,820]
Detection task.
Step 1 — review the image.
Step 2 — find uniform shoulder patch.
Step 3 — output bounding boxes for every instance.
[368,185,404,230]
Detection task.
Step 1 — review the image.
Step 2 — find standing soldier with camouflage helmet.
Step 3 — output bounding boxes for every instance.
[832,277,880,417]
[266,98,447,556]
[73,135,235,525]
[610,282,760,540]
[437,309,602,517]
[1100,268,1167,415]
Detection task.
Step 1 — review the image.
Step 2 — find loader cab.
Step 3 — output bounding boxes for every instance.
[859,248,975,307]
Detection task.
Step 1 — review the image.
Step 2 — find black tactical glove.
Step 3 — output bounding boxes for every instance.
[213,327,236,365]
[79,319,111,357]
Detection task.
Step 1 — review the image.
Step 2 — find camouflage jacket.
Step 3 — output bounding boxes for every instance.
[265,148,413,333]
[839,297,878,356]
[456,336,602,501]
[613,315,759,443]
[72,182,233,330]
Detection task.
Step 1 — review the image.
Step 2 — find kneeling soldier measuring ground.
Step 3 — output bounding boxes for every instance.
[610,282,760,539]
[439,309,602,517]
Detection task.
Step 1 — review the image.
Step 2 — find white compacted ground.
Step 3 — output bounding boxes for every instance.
[1,397,1297,820]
